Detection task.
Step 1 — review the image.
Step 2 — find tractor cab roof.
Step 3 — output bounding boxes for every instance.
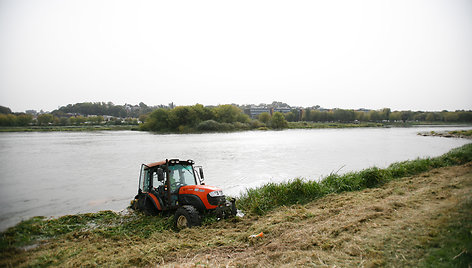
[145,159,195,169]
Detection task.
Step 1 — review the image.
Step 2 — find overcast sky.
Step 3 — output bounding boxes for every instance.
[1,0,471,112]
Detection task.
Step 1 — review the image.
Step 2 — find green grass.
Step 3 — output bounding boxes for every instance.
[0,211,174,251]
[419,197,472,267]
[237,143,472,215]
[449,130,472,137]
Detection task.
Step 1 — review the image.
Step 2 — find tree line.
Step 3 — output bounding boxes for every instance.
[0,113,138,127]
[140,104,288,132]
[52,102,154,118]
[2,102,472,129]
[0,105,138,127]
[282,108,472,123]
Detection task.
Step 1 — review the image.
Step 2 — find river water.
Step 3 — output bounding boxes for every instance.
[0,126,471,231]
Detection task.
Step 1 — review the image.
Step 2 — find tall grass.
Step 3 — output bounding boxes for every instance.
[237,143,472,215]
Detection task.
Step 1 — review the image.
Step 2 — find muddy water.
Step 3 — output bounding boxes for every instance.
[0,126,470,230]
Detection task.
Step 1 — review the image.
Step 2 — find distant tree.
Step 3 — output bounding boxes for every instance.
[193,104,214,122]
[270,112,288,129]
[141,108,170,131]
[425,113,436,122]
[0,114,14,126]
[368,110,381,122]
[213,105,243,123]
[456,111,472,122]
[168,106,197,129]
[389,112,402,121]
[16,114,33,126]
[0,106,12,114]
[37,114,54,126]
[57,117,69,126]
[236,112,250,123]
[379,108,391,121]
[302,109,311,121]
[355,111,367,121]
[284,109,301,122]
[413,112,427,121]
[258,112,271,124]
[442,112,459,122]
[401,111,413,122]
[333,109,355,122]
[139,102,148,108]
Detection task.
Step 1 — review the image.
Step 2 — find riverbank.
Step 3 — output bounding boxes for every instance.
[2,122,471,132]
[0,125,138,132]
[1,144,471,267]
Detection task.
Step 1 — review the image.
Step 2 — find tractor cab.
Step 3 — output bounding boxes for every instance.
[133,159,236,228]
[138,159,203,209]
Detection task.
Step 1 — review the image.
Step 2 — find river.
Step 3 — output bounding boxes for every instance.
[0,126,471,231]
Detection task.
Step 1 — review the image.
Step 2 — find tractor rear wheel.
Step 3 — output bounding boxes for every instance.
[174,205,201,229]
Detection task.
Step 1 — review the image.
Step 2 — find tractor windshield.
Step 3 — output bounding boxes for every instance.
[168,164,197,192]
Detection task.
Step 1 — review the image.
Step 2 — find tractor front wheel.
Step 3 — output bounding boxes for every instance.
[174,205,201,229]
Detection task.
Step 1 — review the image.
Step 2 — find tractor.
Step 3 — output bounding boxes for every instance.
[132,159,236,228]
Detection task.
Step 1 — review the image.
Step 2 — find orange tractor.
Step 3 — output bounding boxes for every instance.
[133,159,236,228]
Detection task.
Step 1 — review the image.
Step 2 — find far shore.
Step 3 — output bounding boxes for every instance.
[1,122,472,133]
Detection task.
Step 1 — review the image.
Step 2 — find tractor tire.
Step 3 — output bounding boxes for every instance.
[174,205,201,229]
[144,198,158,216]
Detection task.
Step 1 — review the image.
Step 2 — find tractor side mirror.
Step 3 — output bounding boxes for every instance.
[157,168,164,181]
[198,167,205,181]
[199,167,205,184]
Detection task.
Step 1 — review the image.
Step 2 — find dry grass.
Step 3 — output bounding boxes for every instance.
[2,163,471,267]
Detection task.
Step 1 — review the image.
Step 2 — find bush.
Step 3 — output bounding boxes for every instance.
[196,120,221,131]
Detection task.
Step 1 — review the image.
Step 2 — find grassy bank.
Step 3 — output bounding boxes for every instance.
[0,125,138,132]
[1,143,471,266]
[238,143,472,215]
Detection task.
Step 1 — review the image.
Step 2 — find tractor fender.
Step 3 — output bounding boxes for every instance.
[179,194,206,211]
[146,193,163,211]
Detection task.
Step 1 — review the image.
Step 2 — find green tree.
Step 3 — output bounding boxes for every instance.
[37,114,54,126]
[0,114,15,126]
[270,112,288,129]
[442,112,459,122]
[141,108,170,131]
[389,111,402,121]
[0,106,12,114]
[258,112,271,124]
[379,108,391,121]
[302,109,311,121]
[16,114,33,126]
[213,105,243,123]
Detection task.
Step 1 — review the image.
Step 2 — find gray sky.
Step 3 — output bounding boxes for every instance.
[1,0,471,113]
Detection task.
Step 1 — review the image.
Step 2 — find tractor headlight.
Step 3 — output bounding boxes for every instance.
[208,190,224,197]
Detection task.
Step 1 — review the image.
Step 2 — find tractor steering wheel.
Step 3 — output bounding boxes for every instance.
[170,181,182,189]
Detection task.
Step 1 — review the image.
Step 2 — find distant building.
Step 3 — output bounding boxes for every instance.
[244,106,271,119]
[245,106,293,119]
[273,107,291,114]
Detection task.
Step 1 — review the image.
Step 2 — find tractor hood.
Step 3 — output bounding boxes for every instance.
[179,185,223,195]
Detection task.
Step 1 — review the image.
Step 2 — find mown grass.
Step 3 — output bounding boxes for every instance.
[237,143,472,215]
[419,197,472,267]
[1,143,471,258]
[0,211,174,251]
